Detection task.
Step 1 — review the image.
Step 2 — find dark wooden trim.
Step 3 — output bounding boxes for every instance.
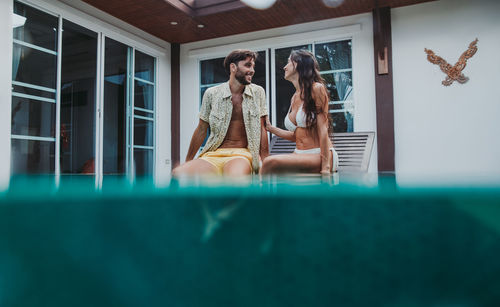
[171,43,181,167]
[372,6,395,172]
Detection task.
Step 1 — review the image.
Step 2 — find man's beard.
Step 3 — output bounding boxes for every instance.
[235,69,252,85]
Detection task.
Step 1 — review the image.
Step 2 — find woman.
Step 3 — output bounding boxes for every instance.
[261,50,338,175]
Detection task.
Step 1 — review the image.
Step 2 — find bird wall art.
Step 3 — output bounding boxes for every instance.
[424,38,478,86]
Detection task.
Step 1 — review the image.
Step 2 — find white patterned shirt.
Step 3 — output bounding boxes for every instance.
[199,82,267,172]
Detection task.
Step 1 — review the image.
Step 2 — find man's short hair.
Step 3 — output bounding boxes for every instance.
[223,49,258,76]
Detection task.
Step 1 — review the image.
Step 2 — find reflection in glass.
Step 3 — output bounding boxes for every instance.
[323,72,353,102]
[134,81,154,110]
[134,119,153,146]
[252,51,267,91]
[12,45,57,88]
[135,50,155,82]
[331,112,353,132]
[60,20,97,174]
[11,139,55,174]
[135,110,154,119]
[315,40,352,71]
[134,149,153,176]
[13,1,58,51]
[12,85,55,100]
[274,45,311,129]
[200,57,226,85]
[323,72,353,132]
[103,38,128,174]
[11,97,55,137]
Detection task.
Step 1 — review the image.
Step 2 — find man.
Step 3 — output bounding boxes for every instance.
[172,49,269,176]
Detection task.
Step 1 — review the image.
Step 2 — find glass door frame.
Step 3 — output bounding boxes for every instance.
[96,36,158,189]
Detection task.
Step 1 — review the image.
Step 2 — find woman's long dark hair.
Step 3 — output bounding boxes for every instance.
[289,50,331,131]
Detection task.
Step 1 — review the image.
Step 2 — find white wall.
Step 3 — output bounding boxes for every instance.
[2,0,172,186]
[0,0,13,190]
[392,0,500,182]
[179,13,378,173]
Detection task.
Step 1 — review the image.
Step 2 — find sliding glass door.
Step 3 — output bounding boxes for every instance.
[103,40,156,177]
[11,1,58,174]
[60,20,98,174]
[11,1,157,182]
[103,38,128,175]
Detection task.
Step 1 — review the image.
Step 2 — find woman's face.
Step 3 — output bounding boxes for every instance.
[283,57,297,81]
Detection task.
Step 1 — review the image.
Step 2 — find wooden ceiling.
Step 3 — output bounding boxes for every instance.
[81,0,435,44]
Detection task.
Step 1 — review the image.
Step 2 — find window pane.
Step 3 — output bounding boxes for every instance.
[13,1,58,51]
[103,38,128,174]
[274,45,311,129]
[315,40,352,71]
[11,139,55,174]
[60,20,97,174]
[12,84,55,100]
[134,118,153,146]
[323,72,353,132]
[135,109,153,118]
[331,112,353,133]
[200,57,226,85]
[322,71,353,102]
[252,50,267,91]
[11,96,55,137]
[134,149,153,176]
[12,44,57,88]
[134,80,154,110]
[135,50,155,82]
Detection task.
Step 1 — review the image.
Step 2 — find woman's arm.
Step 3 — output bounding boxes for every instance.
[313,83,331,174]
[265,116,296,142]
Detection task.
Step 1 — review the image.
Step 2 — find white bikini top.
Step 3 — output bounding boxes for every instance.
[284,104,309,132]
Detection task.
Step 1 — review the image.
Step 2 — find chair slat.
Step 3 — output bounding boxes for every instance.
[269,132,375,172]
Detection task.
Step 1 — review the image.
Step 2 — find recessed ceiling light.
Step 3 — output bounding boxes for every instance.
[197,24,205,28]
[322,0,345,8]
[241,0,276,10]
[170,21,178,25]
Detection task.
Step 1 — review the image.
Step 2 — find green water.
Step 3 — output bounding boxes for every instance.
[1,175,500,306]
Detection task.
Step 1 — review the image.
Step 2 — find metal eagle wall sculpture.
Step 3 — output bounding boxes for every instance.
[424,38,478,86]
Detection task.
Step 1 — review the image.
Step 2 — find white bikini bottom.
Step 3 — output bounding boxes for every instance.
[293,147,339,172]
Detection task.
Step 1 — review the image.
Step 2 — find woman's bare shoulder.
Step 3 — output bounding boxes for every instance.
[312,82,328,107]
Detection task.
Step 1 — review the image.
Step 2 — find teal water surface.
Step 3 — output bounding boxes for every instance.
[1,175,500,306]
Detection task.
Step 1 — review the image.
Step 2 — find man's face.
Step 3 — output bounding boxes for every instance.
[233,57,255,85]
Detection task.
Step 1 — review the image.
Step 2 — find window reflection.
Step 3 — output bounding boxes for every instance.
[134,81,154,110]
[135,50,155,82]
[60,20,97,174]
[11,96,55,138]
[103,38,128,175]
[11,139,55,174]
[13,1,58,51]
[134,149,153,177]
[11,0,58,175]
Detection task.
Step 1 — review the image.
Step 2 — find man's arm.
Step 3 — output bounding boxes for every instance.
[259,116,269,160]
[185,119,209,161]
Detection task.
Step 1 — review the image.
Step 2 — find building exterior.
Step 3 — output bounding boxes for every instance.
[1,0,499,188]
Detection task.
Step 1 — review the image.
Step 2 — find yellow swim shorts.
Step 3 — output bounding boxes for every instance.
[199,148,253,175]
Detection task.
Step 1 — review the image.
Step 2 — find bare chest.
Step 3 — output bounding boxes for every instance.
[230,94,244,121]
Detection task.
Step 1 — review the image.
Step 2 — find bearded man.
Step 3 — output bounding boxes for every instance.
[172,50,269,176]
